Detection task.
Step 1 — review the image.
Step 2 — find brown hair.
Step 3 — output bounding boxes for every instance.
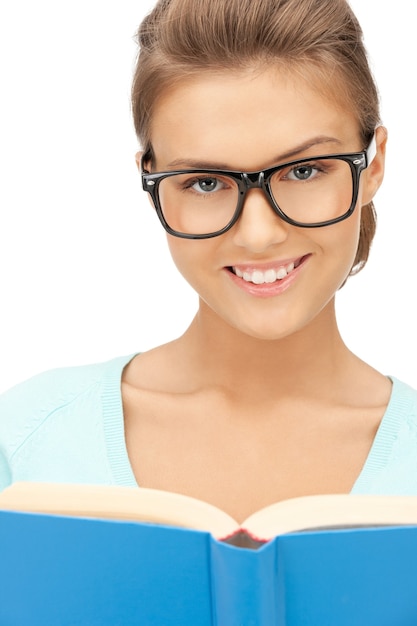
[132,0,380,274]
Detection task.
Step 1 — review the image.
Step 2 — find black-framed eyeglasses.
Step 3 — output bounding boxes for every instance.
[141,134,377,239]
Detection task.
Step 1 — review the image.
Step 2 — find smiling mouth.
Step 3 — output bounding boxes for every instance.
[229,257,306,285]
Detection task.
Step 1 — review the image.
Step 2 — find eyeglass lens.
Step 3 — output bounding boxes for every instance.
[157,158,354,235]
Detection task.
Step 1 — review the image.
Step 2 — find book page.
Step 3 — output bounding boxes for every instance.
[3,484,417,543]
[241,494,417,540]
[0,482,239,538]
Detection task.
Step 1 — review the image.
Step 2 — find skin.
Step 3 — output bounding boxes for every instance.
[123,67,390,523]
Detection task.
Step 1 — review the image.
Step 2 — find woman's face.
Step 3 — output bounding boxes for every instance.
[145,68,386,341]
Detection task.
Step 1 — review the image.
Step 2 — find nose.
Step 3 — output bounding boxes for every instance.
[231,187,290,252]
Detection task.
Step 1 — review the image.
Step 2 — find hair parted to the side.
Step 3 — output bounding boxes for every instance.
[131,0,380,275]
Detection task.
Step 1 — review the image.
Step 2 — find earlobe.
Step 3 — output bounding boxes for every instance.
[361,126,387,205]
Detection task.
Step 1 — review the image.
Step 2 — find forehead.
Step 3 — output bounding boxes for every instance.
[150,67,360,169]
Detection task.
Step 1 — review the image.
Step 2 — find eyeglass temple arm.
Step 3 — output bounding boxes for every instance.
[366,132,377,166]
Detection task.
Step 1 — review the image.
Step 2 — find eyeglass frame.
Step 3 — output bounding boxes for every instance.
[141,134,377,239]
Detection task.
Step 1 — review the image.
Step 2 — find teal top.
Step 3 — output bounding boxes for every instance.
[1,354,417,494]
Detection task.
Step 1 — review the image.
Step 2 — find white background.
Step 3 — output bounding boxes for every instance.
[0,1,415,392]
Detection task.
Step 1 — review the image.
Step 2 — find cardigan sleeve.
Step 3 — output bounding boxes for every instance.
[0,449,11,492]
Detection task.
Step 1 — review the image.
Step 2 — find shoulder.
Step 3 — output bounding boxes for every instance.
[1,355,132,414]
[375,376,417,492]
[389,377,417,422]
[0,354,135,456]
[382,377,417,441]
[2,361,104,409]
[350,377,417,496]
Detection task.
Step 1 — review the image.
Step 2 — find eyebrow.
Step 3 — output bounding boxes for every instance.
[166,136,343,170]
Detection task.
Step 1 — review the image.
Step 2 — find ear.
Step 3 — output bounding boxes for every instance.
[361,125,387,205]
[135,150,156,209]
[135,151,144,172]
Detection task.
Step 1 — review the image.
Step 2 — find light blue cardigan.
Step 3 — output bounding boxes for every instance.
[1,354,417,494]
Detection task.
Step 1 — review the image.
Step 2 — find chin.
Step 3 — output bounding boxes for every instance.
[227,316,306,343]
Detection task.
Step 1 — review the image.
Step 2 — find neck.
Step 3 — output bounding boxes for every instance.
[178,297,354,401]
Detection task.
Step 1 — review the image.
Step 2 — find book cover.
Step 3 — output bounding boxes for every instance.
[2,506,417,625]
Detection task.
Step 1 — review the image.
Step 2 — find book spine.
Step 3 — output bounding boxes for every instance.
[210,538,278,625]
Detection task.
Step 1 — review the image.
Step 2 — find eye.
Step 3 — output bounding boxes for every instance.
[189,176,226,194]
[286,164,318,181]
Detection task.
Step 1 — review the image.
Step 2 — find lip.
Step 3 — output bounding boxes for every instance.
[225,254,310,298]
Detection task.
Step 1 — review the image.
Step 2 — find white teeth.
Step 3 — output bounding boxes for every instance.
[252,270,264,285]
[264,269,277,283]
[232,262,298,284]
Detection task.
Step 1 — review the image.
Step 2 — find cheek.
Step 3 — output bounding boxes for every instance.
[322,208,362,280]
[166,236,212,287]
[166,237,189,277]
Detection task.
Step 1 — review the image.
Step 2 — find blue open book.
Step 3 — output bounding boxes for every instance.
[1,482,417,625]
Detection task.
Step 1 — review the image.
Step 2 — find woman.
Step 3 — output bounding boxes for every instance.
[1,0,416,520]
